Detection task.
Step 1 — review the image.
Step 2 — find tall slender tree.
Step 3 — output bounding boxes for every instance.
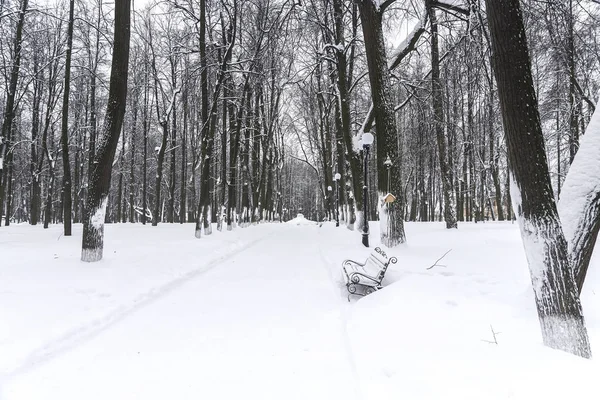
[82,0,132,262]
[60,0,75,236]
[357,0,406,247]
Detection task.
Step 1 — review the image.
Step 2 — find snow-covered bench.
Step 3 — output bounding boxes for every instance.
[342,247,397,300]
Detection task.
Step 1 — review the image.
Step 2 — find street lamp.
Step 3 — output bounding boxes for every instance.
[362,132,374,247]
[384,155,393,193]
[327,185,333,221]
[334,172,341,227]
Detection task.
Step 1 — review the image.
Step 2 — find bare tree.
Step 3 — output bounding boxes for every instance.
[486,0,591,358]
[82,0,132,262]
[357,0,406,246]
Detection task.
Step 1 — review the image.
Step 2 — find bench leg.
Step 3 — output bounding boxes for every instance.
[346,283,379,301]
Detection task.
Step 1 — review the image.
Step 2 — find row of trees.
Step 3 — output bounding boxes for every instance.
[0,0,301,233]
[2,0,600,357]
[3,1,597,235]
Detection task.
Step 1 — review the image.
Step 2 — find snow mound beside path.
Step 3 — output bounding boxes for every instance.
[286,213,315,226]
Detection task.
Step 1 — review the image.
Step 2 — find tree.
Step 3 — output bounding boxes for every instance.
[357,0,406,247]
[558,102,600,293]
[82,0,131,262]
[426,0,457,229]
[60,0,75,236]
[485,0,591,358]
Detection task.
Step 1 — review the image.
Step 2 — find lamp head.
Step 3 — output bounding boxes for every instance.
[362,132,374,146]
[384,155,393,168]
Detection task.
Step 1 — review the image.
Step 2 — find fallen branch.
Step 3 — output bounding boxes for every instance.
[482,325,501,345]
[426,249,452,270]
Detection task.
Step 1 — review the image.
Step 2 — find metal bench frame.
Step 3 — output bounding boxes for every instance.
[342,247,397,300]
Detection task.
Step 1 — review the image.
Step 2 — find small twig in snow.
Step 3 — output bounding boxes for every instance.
[482,325,501,345]
[426,249,452,270]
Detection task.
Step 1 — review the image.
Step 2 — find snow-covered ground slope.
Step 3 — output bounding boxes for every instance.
[1,221,598,399]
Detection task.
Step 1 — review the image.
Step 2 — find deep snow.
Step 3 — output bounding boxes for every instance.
[1,221,598,399]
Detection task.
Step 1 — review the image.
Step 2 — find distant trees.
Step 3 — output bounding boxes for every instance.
[0,1,598,284]
[0,0,28,225]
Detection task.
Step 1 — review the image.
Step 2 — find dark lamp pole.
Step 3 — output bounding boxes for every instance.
[334,172,341,227]
[384,155,393,193]
[362,132,374,247]
[327,185,333,221]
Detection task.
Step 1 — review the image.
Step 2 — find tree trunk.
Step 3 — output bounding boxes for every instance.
[153,122,168,226]
[82,0,131,262]
[427,1,457,229]
[129,101,137,222]
[357,0,406,246]
[168,55,177,224]
[60,0,75,235]
[558,102,600,293]
[181,76,188,224]
[117,126,125,222]
[486,0,591,358]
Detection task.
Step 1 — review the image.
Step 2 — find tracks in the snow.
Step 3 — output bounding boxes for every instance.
[6,232,273,379]
[316,228,365,400]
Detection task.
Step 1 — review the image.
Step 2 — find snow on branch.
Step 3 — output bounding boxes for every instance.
[388,12,428,70]
[432,1,470,17]
[359,12,429,134]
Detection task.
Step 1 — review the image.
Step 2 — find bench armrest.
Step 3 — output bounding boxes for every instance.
[343,258,366,268]
[347,270,381,286]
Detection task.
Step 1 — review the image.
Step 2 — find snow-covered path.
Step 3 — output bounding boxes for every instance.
[4,225,360,400]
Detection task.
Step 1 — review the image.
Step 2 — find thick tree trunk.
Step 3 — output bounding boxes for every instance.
[82,0,131,262]
[357,0,406,246]
[486,0,591,358]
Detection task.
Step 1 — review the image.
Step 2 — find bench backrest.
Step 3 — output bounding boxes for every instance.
[365,247,398,281]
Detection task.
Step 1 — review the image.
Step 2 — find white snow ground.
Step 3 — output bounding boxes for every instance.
[1,221,599,399]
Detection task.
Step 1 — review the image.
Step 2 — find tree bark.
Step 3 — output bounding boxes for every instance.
[427,1,457,229]
[486,0,591,358]
[82,0,131,262]
[357,0,406,246]
[60,0,75,235]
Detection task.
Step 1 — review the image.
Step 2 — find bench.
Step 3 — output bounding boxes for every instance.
[342,247,397,300]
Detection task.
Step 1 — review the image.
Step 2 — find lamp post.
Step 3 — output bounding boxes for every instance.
[384,155,393,193]
[334,172,341,227]
[362,132,374,247]
[327,185,333,221]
